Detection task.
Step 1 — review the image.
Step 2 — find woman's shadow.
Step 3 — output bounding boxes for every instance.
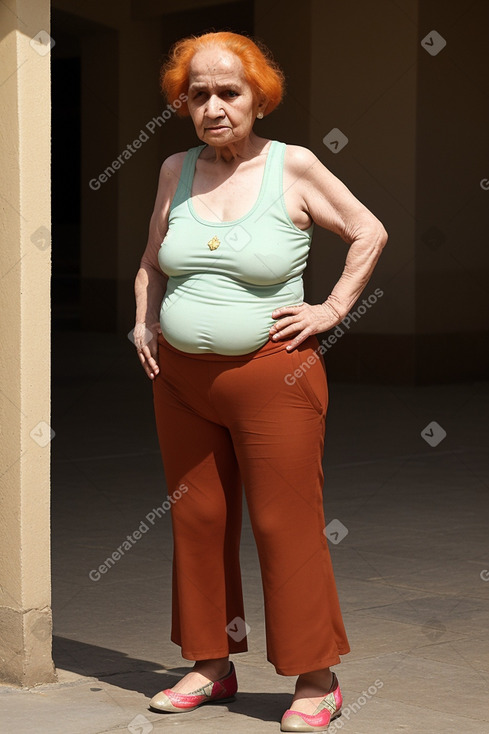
[53,635,291,724]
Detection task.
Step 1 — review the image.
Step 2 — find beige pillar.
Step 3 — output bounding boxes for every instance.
[0,0,56,686]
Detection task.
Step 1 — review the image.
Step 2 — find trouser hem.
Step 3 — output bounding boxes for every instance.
[271,648,350,676]
[173,641,249,660]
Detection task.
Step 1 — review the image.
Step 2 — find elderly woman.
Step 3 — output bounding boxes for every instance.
[133,31,387,733]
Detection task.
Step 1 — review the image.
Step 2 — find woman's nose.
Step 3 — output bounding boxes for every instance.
[206,95,223,118]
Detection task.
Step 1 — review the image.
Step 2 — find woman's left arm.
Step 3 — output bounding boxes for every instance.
[269,147,388,351]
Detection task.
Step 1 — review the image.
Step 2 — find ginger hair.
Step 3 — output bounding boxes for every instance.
[160,31,285,116]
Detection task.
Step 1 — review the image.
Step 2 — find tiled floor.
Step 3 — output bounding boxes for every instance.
[1,331,488,733]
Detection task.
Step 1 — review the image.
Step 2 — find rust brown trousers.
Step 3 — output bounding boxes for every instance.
[152,331,350,676]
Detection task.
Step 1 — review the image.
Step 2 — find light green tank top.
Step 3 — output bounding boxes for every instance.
[158,140,314,354]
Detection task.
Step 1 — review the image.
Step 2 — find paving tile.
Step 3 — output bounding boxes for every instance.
[341,611,468,661]
[348,594,489,634]
[344,651,489,720]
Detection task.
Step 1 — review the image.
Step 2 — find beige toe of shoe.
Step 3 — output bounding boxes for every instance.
[149,690,183,712]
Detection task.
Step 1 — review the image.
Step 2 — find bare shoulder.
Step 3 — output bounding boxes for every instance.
[159,151,187,180]
[283,144,321,177]
[153,151,188,208]
[283,143,351,197]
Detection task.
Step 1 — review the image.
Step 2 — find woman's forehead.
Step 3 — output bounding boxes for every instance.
[189,48,245,81]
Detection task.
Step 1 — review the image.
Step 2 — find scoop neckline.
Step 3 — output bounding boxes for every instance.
[187,141,276,227]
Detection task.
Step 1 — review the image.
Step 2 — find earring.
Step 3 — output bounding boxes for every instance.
[257,111,264,119]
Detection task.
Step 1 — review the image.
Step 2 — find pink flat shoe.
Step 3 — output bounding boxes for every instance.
[149,661,237,713]
[280,672,342,732]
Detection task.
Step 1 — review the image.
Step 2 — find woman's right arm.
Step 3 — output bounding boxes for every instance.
[133,153,185,380]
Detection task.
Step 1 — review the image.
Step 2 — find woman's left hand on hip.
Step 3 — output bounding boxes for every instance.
[269,302,340,351]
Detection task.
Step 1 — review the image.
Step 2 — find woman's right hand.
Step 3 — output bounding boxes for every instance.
[133,321,161,380]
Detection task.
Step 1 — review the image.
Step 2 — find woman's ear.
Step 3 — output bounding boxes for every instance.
[255,95,268,118]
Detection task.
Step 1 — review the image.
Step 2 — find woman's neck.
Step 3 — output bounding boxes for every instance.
[206,133,268,164]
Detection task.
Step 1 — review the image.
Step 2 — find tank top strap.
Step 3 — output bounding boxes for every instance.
[170,144,206,212]
[253,139,286,215]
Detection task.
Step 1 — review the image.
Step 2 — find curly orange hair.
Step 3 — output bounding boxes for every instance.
[160,31,285,117]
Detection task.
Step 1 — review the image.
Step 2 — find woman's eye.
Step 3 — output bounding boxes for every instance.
[226,90,238,97]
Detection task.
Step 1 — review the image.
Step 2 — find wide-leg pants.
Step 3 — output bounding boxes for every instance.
[152,331,350,676]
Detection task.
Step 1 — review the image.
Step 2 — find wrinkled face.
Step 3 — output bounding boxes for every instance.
[187,47,263,147]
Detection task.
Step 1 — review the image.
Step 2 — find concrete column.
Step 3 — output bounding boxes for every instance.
[0,0,56,686]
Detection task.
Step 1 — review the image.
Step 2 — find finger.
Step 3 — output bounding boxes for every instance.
[137,347,160,379]
[279,322,315,342]
[270,317,307,338]
[137,352,154,378]
[271,303,305,319]
[143,364,155,379]
[145,351,160,376]
[141,344,158,363]
[270,314,303,334]
[284,329,311,352]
